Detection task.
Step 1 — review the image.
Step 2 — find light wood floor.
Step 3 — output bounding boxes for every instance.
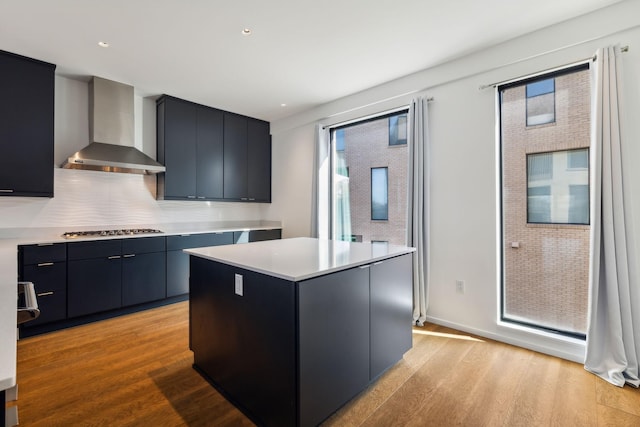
[15,301,640,426]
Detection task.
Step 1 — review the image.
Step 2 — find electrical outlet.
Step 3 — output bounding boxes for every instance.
[456,280,465,294]
[235,274,243,296]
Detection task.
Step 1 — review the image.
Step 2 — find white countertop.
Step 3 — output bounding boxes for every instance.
[185,237,415,282]
[0,220,281,392]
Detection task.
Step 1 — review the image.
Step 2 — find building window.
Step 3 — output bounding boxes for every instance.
[371,167,388,220]
[389,113,407,145]
[527,149,589,225]
[335,129,345,151]
[526,78,555,126]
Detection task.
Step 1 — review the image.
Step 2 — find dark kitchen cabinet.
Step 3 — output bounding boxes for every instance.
[18,243,67,327]
[233,228,282,244]
[67,240,123,317]
[166,232,233,297]
[157,96,197,199]
[157,96,224,200]
[157,95,271,203]
[0,50,56,197]
[122,237,166,306]
[369,254,413,380]
[223,113,272,202]
[247,118,272,202]
[196,106,224,199]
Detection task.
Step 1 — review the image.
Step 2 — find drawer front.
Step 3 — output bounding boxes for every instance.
[20,243,66,265]
[21,262,67,326]
[166,232,232,251]
[122,236,166,255]
[67,239,122,260]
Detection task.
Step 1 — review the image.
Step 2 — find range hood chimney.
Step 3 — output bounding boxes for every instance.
[62,77,165,174]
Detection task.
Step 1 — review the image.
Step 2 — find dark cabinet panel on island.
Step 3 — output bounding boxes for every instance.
[0,50,56,197]
[233,229,282,244]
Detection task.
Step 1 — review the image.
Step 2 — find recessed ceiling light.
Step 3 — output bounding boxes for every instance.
[241,28,252,36]
[281,103,287,107]
[98,41,110,48]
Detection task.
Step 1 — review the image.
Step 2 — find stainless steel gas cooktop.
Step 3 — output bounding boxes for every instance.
[61,228,163,239]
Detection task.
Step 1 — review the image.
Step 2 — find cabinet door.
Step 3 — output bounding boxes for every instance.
[166,232,233,297]
[0,51,55,197]
[247,119,271,202]
[298,266,371,427]
[223,113,248,200]
[370,254,413,379]
[21,262,67,326]
[122,251,166,306]
[161,97,197,199]
[233,229,281,244]
[196,106,224,199]
[68,257,122,317]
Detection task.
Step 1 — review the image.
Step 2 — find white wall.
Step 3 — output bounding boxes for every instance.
[266,0,640,361]
[0,76,267,230]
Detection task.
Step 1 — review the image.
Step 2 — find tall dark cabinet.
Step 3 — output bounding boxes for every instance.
[157,95,271,202]
[0,50,56,197]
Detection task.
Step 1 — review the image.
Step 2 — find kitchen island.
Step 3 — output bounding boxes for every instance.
[186,237,415,427]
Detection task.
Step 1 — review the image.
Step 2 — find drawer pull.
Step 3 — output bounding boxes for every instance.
[373,261,384,266]
[0,189,14,193]
[123,254,136,258]
[37,262,55,267]
[359,265,371,269]
[108,255,121,260]
[37,291,54,297]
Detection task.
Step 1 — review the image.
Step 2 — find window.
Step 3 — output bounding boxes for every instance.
[389,113,407,145]
[329,111,408,245]
[371,167,388,220]
[526,149,589,225]
[499,63,591,338]
[526,78,555,126]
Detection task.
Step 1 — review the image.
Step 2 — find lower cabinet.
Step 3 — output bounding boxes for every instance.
[18,243,67,328]
[122,237,167,306]
[166,232,233,297]
[67,239,123,318]
[233,228,282,244]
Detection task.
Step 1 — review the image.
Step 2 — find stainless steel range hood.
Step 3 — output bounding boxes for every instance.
[62,77,165,174]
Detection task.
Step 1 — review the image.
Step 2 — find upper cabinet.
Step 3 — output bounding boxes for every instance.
[156,95,270,202]
[0,50,56,197]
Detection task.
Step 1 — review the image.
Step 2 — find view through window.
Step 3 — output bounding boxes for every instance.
[499,64,591,337]
[331,111,408,246]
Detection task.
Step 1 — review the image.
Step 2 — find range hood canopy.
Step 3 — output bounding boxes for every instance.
[62,77,165,174]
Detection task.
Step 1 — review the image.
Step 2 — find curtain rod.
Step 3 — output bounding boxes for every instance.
[479,45,629,90]
[322,96,433,130]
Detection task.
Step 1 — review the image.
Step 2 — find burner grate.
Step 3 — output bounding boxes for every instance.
[62,228,163,239]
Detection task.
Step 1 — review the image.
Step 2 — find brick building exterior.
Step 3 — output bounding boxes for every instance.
[338,116,408,246]
[501,68,591,334]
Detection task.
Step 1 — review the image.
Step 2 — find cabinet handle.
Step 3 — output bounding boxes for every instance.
[240,198,248,201]
[187,195,196,199]
[37,262,55,267]
[248,198,255,201]
[108,255,121,260]
[197,196,205,199]
[123,254,135,258]
[359,265,371,269]
[37,291,54,297]
[373,261,384,266]
[0,189,14,193]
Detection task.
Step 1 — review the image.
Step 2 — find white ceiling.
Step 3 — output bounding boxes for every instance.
[0,0,624,122]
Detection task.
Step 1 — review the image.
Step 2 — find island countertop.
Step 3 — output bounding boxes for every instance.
[185,237,415,282]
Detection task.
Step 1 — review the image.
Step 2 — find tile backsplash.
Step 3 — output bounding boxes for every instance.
[0,168,266,229]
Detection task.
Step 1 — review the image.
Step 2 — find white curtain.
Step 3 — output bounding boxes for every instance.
[407,97,430,326]
[311,124,330,239]
[585,45,640,388]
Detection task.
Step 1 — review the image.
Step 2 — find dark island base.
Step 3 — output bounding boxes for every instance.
[189,253,413,427]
